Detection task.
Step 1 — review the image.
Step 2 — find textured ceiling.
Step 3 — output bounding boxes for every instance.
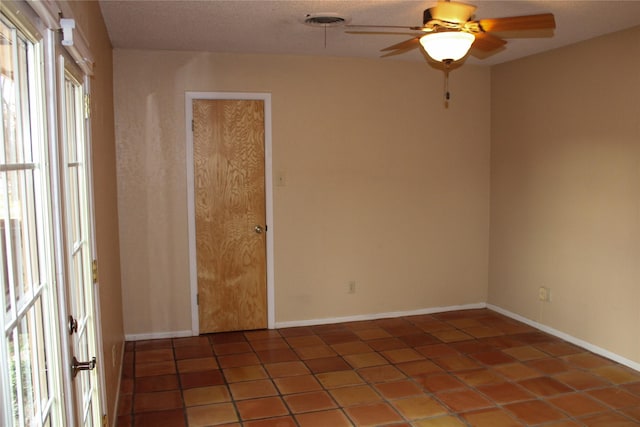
[99,0,640,66]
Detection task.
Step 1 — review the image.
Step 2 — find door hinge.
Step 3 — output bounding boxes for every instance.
[192,120,194,132]
[102,414,108,427]
[84,93,91,119]
[92,259,98,284]
[196,293,199,305]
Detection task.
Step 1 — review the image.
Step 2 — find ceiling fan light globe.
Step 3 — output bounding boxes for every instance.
[420,31,475,62]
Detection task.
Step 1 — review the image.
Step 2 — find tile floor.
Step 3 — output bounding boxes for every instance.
[116,309,640,426]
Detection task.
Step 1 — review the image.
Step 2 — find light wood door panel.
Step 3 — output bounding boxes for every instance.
[193,99,267,333]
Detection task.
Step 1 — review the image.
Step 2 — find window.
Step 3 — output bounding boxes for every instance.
[1,12,63,427]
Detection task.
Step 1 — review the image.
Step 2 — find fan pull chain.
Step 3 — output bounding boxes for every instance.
[443,60,452,108]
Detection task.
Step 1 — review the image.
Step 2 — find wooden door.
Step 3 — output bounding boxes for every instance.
[193,99,267,333]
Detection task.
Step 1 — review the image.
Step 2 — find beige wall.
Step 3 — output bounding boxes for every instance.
[489,26,640,364]
[113,51,491,336]
[64,1,124,424]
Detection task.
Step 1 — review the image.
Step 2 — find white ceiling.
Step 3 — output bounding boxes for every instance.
[99,0,640,66]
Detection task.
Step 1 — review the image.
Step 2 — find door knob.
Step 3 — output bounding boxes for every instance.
[68,316,78,335]
[254,225,264,234]
[71,356,96,378]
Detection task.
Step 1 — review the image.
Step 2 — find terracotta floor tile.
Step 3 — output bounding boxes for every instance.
[283,390,337,413]
[173,336,210,348]
[592,365,640,384]
[563,353,615,370]
[517,376,573,396]
[367,337,408,351]
[437,388,494,412]
[578,411,639,426]
[183,385,231,406]
[174,344,213,360]
[455,369,505,387]
[186,402,238,426]
[430,329,474,343]
[213,341,253,355]
[534,342,582,356]
[397,359,443,376]
[470,350,517,366]
[209,331,247,345]
[244,330,282,341]
[256,348,300,363]
[117,414,132,427]
[135,374,179,392]
[416,343,459,359]
[264,361,310,378]
[294,345,337,360]
[320,332,361,345]
[547,392,609,416]
[450,340,496,354]
[229,379,278,400]
[418,373,465,393]
[415,321,456,334]
[305,356,351,374]
[357,365,406,383]
[250,337,289,351]
[542,421,583,427]
[476,382,534,404]
[274,374,322,394]
[278,327,315,338]
[587,387,640,409]
[316,370,364,388]
[354,328,393,341]
[133,390,183,413]
[392,395,448,419]
[244,416,297,427]
[135,339,173,351]
[502,345,549,361]
[134,409,186,427]
[553,369,611,390]
[433,355,481,372]
[413,415,466,426]
[622,381,640,396]
[381,348,424,364]
[135,349,175,363]
[399,333,440,347]
[345,402,404,426]
[235,396,289,420]
[504,400,566,424]
[295,408,353,427]
[218,352,261,368]
[176,356,218,373]
[492,363,541,381]
[374,379,423,399]
[620,405,640,423]
[329,384,383,407]
[463,326,505,339]
[135,361,176,377]
[526,357,571,374]
[180,369,225,389]
[462,408,522,427]
[120,378,133,394]
[331,341,373,355]
[118,393,132,416]
[285,335,325,348]
[223,365,268,383]
[344,351,388,368]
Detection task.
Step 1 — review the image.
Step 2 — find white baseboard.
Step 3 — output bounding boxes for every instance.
[274,302,488,329]
[487,304,640,373]
[124,330,194,342]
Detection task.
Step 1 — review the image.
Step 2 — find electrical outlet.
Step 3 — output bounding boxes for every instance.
[538,286,551,302]
[348,281,356,294]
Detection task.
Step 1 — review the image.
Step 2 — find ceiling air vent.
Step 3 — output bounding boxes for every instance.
[303,13,350,27]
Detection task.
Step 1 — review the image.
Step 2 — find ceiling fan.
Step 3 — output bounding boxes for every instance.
[346,0,556,64]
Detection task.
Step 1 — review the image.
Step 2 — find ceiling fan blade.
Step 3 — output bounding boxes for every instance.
[381,37,421,52]
[478,13,556,33]
[472,32,507,52]
[430,1,477,23]
[381,46,419,58]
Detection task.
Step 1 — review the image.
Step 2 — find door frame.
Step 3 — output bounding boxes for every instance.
[185,92,275,334]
